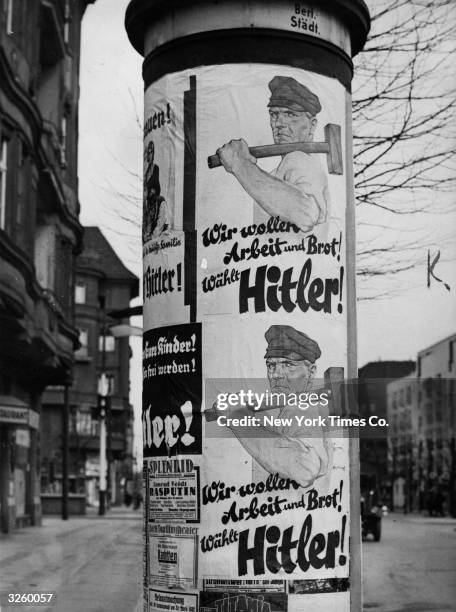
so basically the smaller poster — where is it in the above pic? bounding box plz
[148,524,199,589]
[288,591,349,612]
[143,323,202,456]
[143,231,191,329]
[200,592,287,612]
[149,458,200,522]
[149,590,198,612]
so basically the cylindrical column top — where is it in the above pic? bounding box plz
[126,0,370,60]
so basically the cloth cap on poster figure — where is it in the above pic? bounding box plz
[268,76,322,115]
[264,325,321,362]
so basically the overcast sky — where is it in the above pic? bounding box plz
[78,0,456,465]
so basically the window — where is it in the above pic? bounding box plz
[14,137,30,239]
[16,138,24,225]
[60,116,67,167]
[98,335,115,352]
[34,222,56,290]
[79,329,88,349]
[449,340,454,372]
[75,410,91,436]
[71,408,99,436]
[5,0,24,41]
[0,133,31,245]
[106,374,115,396]
[0,137,8,229]
[392,414,398,431]
[6,0,13,35]
[63,0,71,44]
[424,378,432,398]
[75,328,89,359]
[75,283,86,304]
[55,236,74,315]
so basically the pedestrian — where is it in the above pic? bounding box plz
[133,489,143,510]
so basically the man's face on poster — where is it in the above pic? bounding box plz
[266,357,316,394]
[269,106,317,144]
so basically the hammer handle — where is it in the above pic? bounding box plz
[208,142,329,169]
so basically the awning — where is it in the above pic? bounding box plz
[0,396,39,429]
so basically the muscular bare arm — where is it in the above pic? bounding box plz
[217,139,321,232]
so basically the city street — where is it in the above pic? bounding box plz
[1,510,455,611]
[363,513,456,612]
[0,507,142,612]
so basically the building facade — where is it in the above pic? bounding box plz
[387,372,418,511]
[0,0,95,532]
[41,227,139,508]
[358,360,416,505]
[387,334,456,515]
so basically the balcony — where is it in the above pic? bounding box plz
[0,232,77,386]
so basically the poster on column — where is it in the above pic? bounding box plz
[149,458,200,523]
[148,523,199,589]
[149,590,198,612]
[143,323,202,457]
[143,62,350,611]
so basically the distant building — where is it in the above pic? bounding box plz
[387,334,456,515]
[387,372,418,511]
[0,0,95,532]
[358,360,416,504]
[418,334,456,517]
[42,227,139,508]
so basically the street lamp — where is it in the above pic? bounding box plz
[97,372,109,516]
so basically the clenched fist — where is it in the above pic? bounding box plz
[217,139,257,174]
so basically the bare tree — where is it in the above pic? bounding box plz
[103,1,456,297]
[353,0,456,297]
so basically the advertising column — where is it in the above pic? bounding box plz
[126,2,370,611]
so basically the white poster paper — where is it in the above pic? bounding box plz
[143,62,351,609]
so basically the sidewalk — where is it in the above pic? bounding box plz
[0,505,143,612]
[386,510,456,527]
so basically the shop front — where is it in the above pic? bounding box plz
[0,396,40,533]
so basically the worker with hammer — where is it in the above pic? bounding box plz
[217,76,331,234]
[211,325,333,490]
